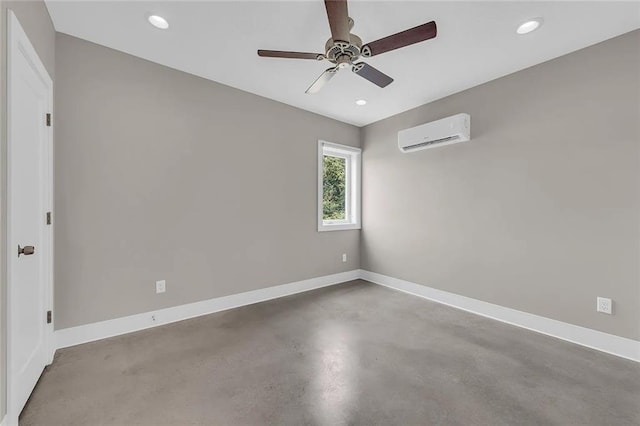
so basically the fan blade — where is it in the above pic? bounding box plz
[306,67,338,94]
[362,21,437,57]
[258,50,324,60]
[324,0,350,43]
[352,63,393,88]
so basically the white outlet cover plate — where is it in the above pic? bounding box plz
[156,280,166,294]
[596,297,612,314]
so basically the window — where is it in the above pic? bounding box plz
[318,140,361,231]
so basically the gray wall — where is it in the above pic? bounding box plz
[361,30,640,341]
[0,0,55,418]
[54,33,360,330]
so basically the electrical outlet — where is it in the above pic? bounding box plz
[596,297,612,315]
[156,280,166,294]
[342,253,347,262]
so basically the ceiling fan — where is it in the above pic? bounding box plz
[257,0,437,94]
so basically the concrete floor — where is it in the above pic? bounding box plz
[20,280,640,425]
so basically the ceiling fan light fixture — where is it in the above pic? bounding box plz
[355,99,367,106]
[148,14,169,30]
[516,18,543,35]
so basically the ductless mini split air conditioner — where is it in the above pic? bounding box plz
[398,113,471,153]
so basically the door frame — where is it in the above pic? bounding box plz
[6,10,54,423]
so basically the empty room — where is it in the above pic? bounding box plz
[1,0,639,424]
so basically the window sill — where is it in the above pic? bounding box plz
[318,222,361,232]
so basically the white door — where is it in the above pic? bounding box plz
[7,10,54,421]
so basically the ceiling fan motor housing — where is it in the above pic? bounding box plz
[324,32,363,65]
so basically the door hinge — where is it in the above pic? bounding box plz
[46,310,52,324]
[46,113,52,127]
[46,211,52,225]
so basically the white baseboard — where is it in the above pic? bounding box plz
[0,413,17,426]
[55,270,360,349]
[54,268,639,363]
[360,270,640,362]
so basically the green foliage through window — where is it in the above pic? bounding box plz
[323,155,346,220]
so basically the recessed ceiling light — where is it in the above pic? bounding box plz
[148,14,169,30]
[355,99,367,106]
[517,18,543,35]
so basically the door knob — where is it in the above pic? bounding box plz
[18,245,35,257]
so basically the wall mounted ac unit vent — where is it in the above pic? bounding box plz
[398,113,470,153]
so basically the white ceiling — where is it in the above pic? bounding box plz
[45,1,640,126]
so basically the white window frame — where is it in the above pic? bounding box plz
[318,140,361,232]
